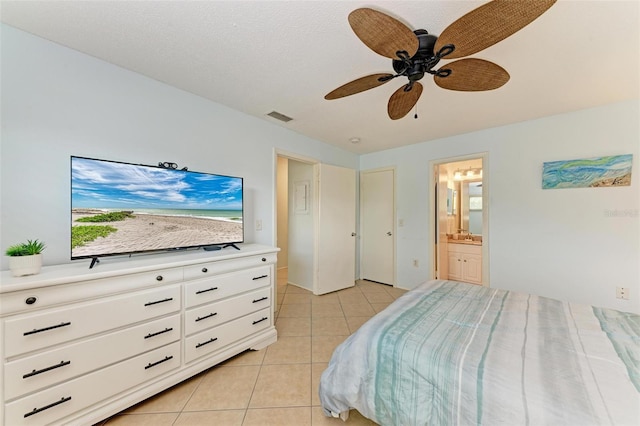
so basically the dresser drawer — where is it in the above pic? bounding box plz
[0,267,183,316]
[185,308,271,363]
[4,314,180,401]
[184,266,271,308]
[4,341,181,426]
[4,285,181,358]
[183,253,277,282]
[185,287,271,336]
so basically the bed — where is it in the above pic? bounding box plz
[319,280,639,425]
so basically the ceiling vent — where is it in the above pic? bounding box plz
[267,111,293,123]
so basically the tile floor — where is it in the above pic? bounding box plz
[99,269,407,425]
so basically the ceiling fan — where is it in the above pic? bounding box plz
[325,0,557,120]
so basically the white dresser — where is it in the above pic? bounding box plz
[0,244,278,425]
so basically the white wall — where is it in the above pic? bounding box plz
[0,24,358,268]
[361,100,639,313]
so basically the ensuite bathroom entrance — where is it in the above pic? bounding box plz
[431,154,489,286]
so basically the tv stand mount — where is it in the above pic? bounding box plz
[203,243,240,251]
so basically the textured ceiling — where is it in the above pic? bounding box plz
[1,0,638,154]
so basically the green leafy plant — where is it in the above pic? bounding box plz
[5,239,46,257]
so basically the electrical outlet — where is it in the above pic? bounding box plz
[616,287,629,300]
[256,219,262,231]
[413,259,419,267]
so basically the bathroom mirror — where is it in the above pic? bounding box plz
[456,180,482,235]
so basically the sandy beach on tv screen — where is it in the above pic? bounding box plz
[71,210,242,257]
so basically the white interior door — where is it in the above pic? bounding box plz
[315,163,356,295]
[360,168,395,285]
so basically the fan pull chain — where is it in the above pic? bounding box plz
[414,103,418,119]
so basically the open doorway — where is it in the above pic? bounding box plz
[429,154,489,286]
[275,152,357,297]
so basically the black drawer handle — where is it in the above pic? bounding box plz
[23,360,71,379]
[195,312,218,322]
[196,337,218,348]
[196,287,218,295]
[144,297,173,306]
[252,296,268,303]
[156,275,164,281]
[252,317,268,325]
[144,327,174,339]
[201,267,208,273]
[252,275,268,281]
[24,322,71,336]
[24,396,71,418]
[145,355,173,370]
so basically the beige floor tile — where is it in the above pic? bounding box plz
[249,364,311,408]
[311,292,340,304]
[311,407,378,425]
[311,362,328,406]
[183,365,259,411]
[124,373,203,414]
[263,336,311,364]
[286,285,313,294]
[174,410,244,426]
[341,303,376,317]
[311,335,347,363]
[346,316,373,334]
[311,317,349,336]
[276,316,311,336]
[386,287,408,299]
[104,413,178,425]
[283,293,313,304]
[371,302,392,313]
[362,291,394,304]
[311,303,344,318]
[355,279,385,289]
[243,407,311,426]
[337,292,368,304]
[278,303,312,318]
[220,349,266,366]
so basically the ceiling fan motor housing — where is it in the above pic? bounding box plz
[392,30,439,82]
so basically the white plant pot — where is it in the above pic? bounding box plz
[9,254,42,277]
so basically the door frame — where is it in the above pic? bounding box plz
[359,166,397,286]
[273,149,319,292]
[428,153,490,286]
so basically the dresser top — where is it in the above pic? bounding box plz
[0,244,278,293]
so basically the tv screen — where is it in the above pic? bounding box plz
[71,156,243,260]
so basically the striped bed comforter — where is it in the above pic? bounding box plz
[319,280,639,425]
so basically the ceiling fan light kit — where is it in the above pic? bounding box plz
[325,0,557,120]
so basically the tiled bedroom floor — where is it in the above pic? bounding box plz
[99,270,406,426]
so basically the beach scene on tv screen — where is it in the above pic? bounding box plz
[71,157,243,258]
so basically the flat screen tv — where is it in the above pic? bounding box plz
[71,156,243,264]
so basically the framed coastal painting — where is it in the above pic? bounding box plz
[542,154,633,189]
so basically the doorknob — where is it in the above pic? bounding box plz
[351,232,356,237]
[387,232,392,236]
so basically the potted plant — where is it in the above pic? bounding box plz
[5,239,46,277]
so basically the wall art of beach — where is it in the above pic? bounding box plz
[542,154,633,190]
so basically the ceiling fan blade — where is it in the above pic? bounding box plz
[348,8,419,59]
[325,73,394,100]
[388,82,423,120]
[434,0,557,59]
[434,58,509,91]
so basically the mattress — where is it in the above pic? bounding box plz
[319,280,639,425]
